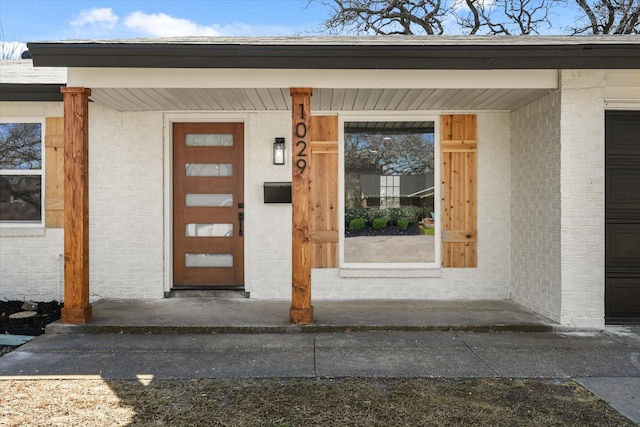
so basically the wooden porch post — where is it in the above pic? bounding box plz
[290,88,313,324]
[60,87,92,324]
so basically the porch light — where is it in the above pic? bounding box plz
[273,137,285,165]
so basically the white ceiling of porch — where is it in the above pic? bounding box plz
[89,87,551,112]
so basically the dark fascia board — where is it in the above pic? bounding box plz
[0,84,65,102]
[27,39,640,70]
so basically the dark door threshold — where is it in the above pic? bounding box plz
[605,317,640,325]
[166,287,249,299]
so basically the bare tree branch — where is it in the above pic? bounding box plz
[313,0,639,35]
[461,0,482,34]
[314,0,455,35]
[457,0,562,35]
[571,0,640,34]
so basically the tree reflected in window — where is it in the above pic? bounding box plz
[0,123,43,222]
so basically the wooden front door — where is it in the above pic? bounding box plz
[173,123,244,288]
[605,111,640,322]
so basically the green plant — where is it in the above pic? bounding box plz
[348,217,366,231]
[386,208,403,224]
[345,207,367,225]
[397,218,409,230]
[420,226,435,235]
[372,217,388,230]
[345,206,422,227]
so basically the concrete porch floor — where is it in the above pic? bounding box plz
[46,298,560,334]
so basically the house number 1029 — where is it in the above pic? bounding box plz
[295,103,307,174]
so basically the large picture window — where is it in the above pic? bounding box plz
[343,120,437,265]
[0,121,43,224]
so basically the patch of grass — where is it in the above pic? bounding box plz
[0,378,633,427]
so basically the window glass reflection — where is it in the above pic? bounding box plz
[344,121,435,264]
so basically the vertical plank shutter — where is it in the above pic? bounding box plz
[310,115,339,268]
[441,114,477,267]
[45,117,64,228]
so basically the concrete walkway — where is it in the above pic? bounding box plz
[45,298,556,334]
[1,299,639,423]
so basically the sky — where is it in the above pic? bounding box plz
[0,0,587,59]
[0,0,330,55]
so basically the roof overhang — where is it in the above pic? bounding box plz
[11,37,640,111]
[0,84,64,101]
[0,60,66,102]
[28,36,640,70]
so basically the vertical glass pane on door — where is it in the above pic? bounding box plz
[185,134,233,147]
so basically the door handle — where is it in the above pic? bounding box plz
[238,212,244,237]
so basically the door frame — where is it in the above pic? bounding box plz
[163,113,250,294]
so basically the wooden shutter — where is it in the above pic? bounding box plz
[310,115,339,268]
[441,114,477,267]
[45,117,64,228]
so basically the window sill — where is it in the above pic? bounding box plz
[339,268,442,278]
[0,227,46,237]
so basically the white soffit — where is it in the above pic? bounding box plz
[90,87,551,112]
[79,68,557,112]
[605,70,640,104]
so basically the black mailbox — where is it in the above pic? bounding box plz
[264,182,292,203]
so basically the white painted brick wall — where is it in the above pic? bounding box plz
[243,112,293,298]
[0,230,64,301]
[510,91,562,322]
[510,72,607,329]
[559,70,605,329]
[0,102,65,302]
[88,104,165,299]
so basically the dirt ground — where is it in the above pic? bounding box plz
[0,302,635,426]
[0,377,634,426]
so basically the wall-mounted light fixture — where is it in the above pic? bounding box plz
[273,137,285,165]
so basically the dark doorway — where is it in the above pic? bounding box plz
[605,111,640,323]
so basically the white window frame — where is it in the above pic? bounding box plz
[0,117,46,228]
[338,112,441,272]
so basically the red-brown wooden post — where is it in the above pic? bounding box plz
[60,87,92,324]
[290,88,313,324]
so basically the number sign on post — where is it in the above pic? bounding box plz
[290,88,313,324]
